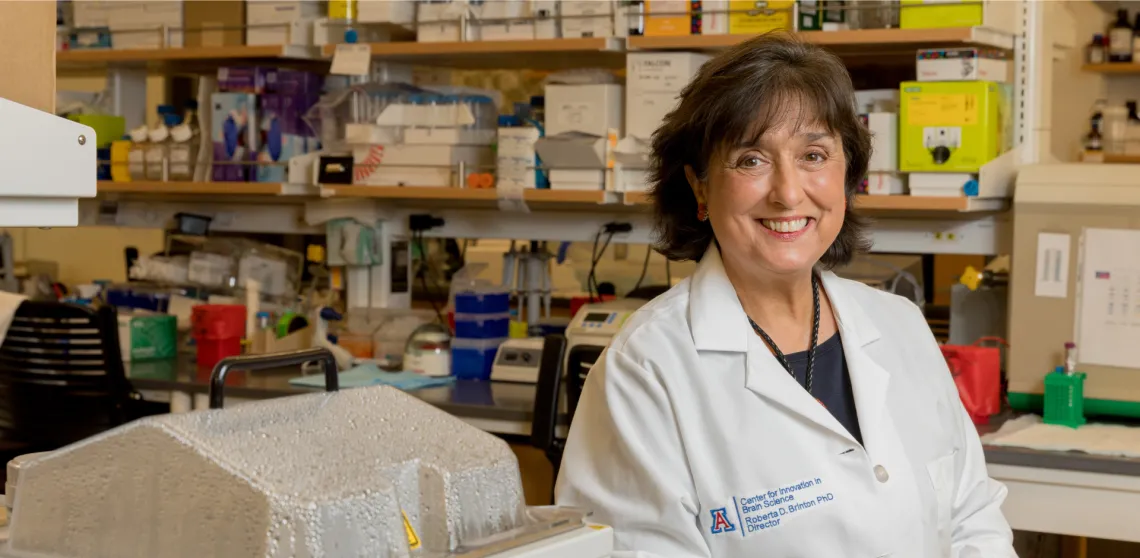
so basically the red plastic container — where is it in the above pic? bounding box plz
[192,304,246,373]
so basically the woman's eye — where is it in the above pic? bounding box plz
[804,151,827,163]
[738,156,762,168]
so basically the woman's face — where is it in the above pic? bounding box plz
[688,112,848,278]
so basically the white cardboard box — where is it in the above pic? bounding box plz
[352,144,493,186]
[916,48,1011,83]
[545,83,624,137]
[626,52,710,141]
[357,0,416,27]
[862,112,897,172]
[479,0,535,41]
[865,173,905,196]
[534,0,561,38]
[561,0,615,38]
[417,1,481,42]
[247,0,323,45]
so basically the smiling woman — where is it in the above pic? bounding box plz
[555,32,1017,558]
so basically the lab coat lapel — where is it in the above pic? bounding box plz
[743,333,856,443]
[819,272,892,461]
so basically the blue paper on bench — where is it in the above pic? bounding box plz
[288,363,454,391]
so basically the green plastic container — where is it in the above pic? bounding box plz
[1043,367,1087,429]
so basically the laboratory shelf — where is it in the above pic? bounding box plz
[628,27,1015,55]
[322,185,612,204]
[322,37,624,70]
[57,44,324,71]
[1102,154,1140,163]
[98,181,317,196]
[1081,63,1140,74]
[623,191,1008,213]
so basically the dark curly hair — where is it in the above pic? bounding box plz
[649,32,873,269]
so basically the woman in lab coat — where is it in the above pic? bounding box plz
[555,34,1016,557]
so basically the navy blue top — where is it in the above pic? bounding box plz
[784,333,862,445]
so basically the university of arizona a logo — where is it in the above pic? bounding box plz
[710,508,736,534]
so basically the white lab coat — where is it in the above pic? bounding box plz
[556,246,1015,558]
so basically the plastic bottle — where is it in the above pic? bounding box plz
[168,100,200,181]
[1110,8,1133,62]
[127,125,149,181]
[146,106,180,181]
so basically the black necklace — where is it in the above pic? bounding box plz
[746,274,821,395]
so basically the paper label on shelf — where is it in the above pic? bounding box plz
[1034,232,1070,299]
[906,94,978,126]
[330,43,372,76]
[1075,229,1140,369]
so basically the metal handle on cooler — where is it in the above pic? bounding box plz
[209,347,339,409]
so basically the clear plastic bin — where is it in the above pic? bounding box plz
[451,337,504,381]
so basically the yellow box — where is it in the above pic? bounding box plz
[899,81,1011,173]
[728,0,794,35]
[646,0,692,36]
[900,0,984,29]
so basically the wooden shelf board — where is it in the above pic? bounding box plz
[1103,154,1140,163]
[628,27,1009,54]
[324,37,625,69]
[98,181,293,196]
[323,185,608,204]
[1082,63,1140,74]
[624,191,1006,212]
[57,45,323,71]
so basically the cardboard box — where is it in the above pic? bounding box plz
[352,144,493,187]
[899,81,1010,174]
[357,0,416,27]
[861,112,897,172]
[626,52,710,141]
[535,132,615,190]
[728,0,793,35]
[247,0,323,45]
[545,83,624,137]
[184,0,245,47]
[645,0,691,36]
[916,48,1011,83]
[900,0,981,29]
[865,173,905,196]
[797,0,845,31]
[533,0,561,38]
[562,0,615,38]
[695,0,729,34]
[498,126,542,190]
[479,0,535,41]
[257,93,320,182]
[417,1,481,42]
[212,92,259,182]
[86,0,184,49]
[907,172,976,197]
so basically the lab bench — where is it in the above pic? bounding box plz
[126,357,565,437]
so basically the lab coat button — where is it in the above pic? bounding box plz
[873,464,889,483]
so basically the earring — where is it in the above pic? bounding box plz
[697,203,709,222]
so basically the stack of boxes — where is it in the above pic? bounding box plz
[451,290,511,381]
[858,89,901,196]
[535,79,624,191]
[352,94,497,188]
[211,67,323,183]
[899,48,1012,197]
[246,0,323,46]
[618,51,710,192]
[70,0,184,49]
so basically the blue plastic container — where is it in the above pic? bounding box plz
[451,338,504,381]
[454,290,510,314]
[454,313,510,339]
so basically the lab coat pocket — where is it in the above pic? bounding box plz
[925,451,957,557]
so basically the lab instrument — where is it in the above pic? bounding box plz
[0,97,97,226]
[2,362,613,557]
[491,337,545,383]
[564,298,647,360]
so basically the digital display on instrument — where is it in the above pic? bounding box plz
[582,312,610,323]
